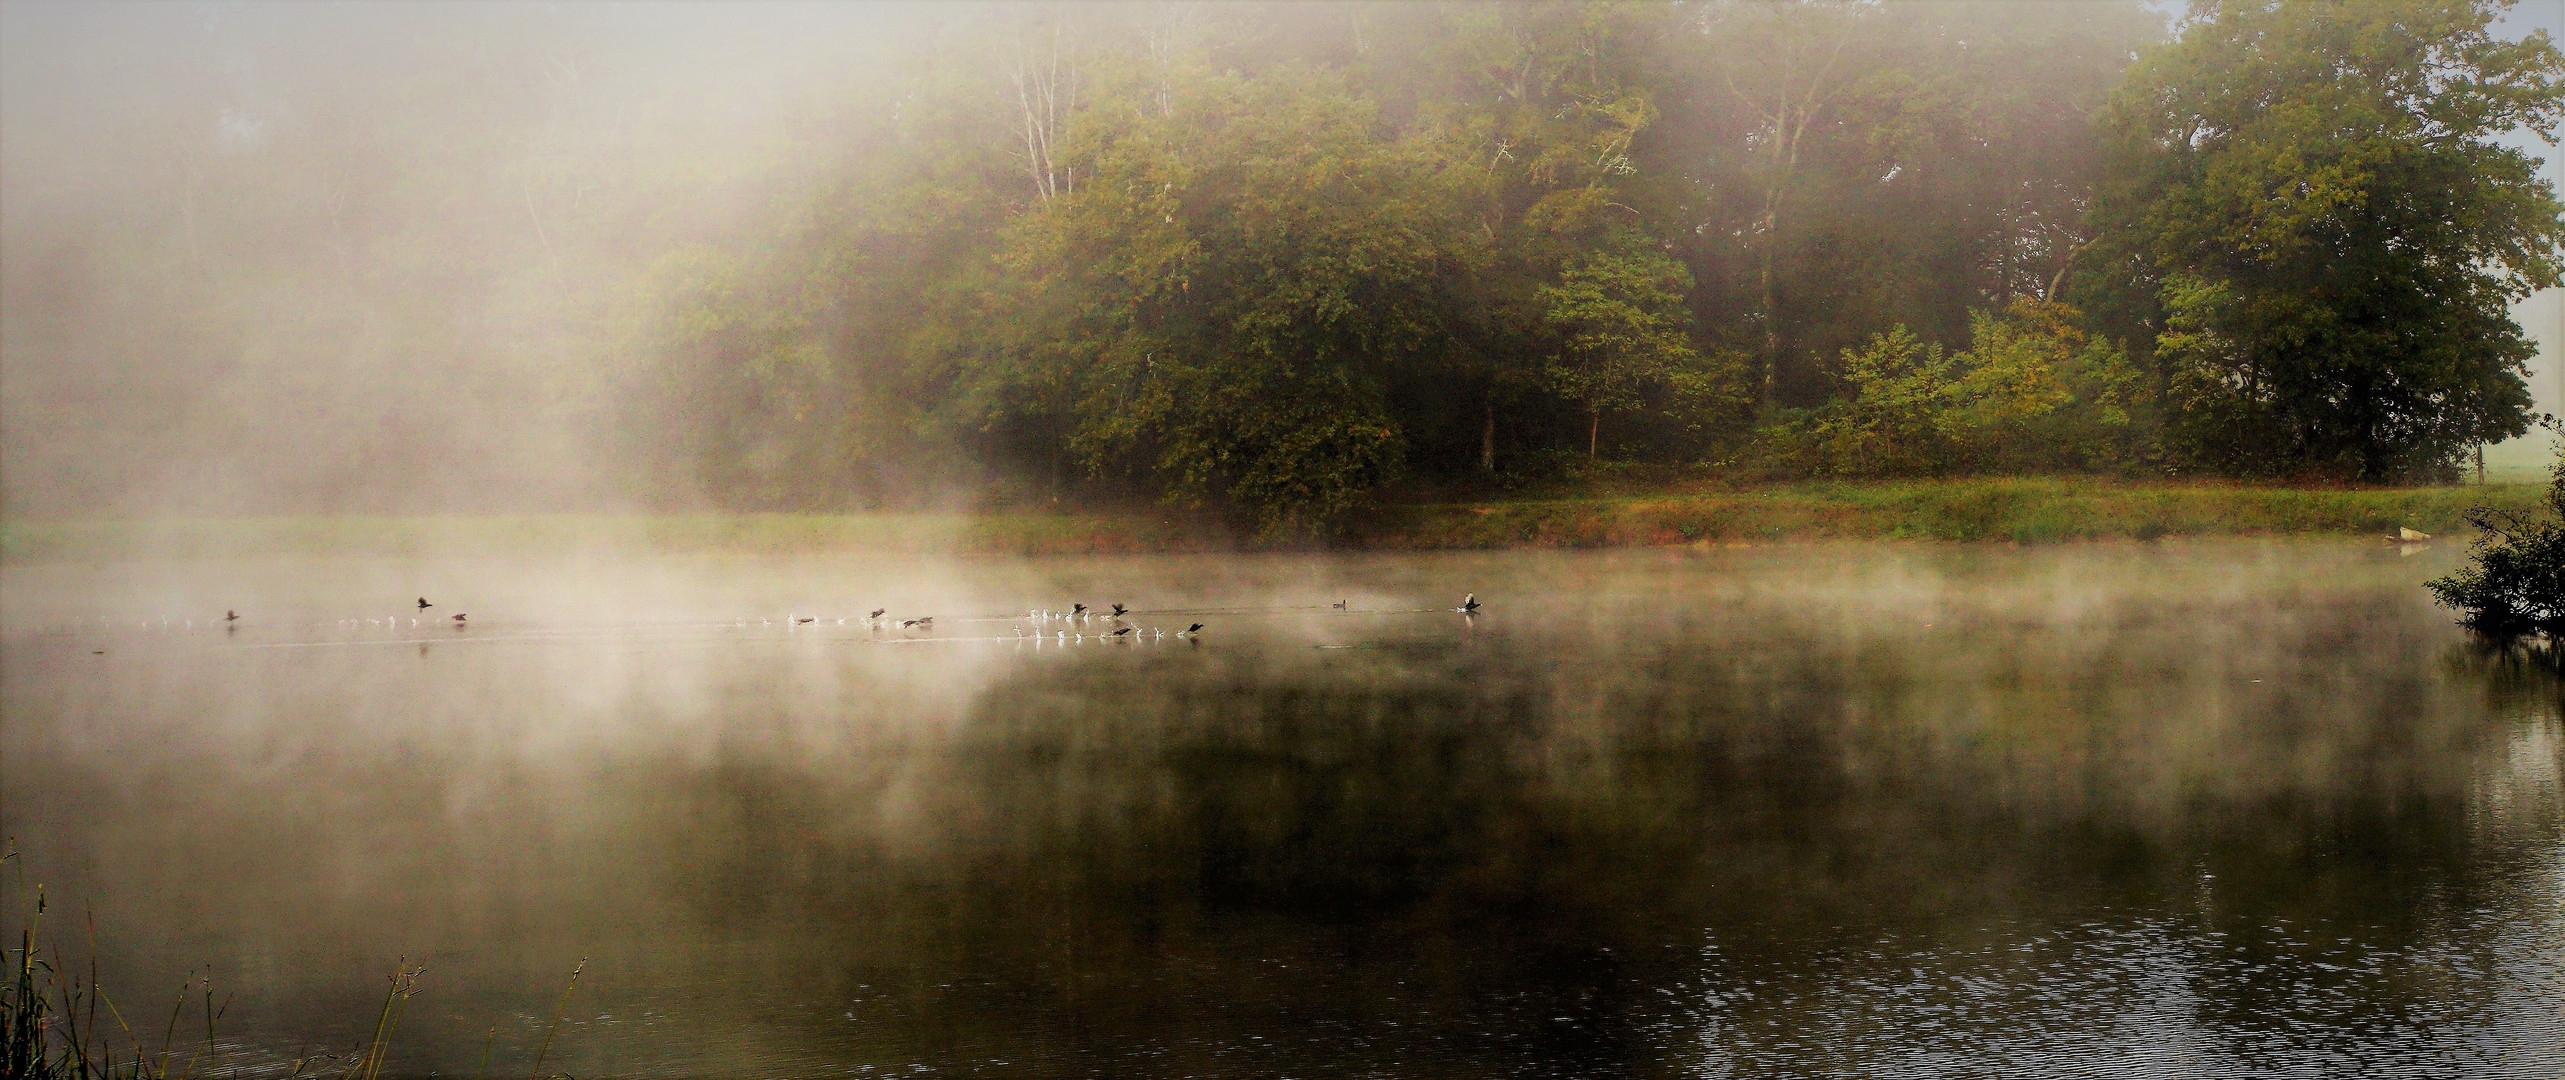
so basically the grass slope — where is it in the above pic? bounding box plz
[1361,478,2548,549]
[1,480,2545,560]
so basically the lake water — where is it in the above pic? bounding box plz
[3,541,2559,1078]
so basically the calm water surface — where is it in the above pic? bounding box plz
[3,541,2559,1078]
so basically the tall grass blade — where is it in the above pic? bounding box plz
[525,958,584,1080]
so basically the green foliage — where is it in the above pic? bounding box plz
[2429,446,2565,637]
[1953,300,2160,473]
[2085,0,2565,480]
[990,65,1449,534]
[1538,247,1701,457]
[1811,326,1963,476]
[601,2,2187,525]
[1808,302,2154,477]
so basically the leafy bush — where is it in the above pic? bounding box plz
[1808,302,2153,478]
[2428,447,2565,638]
[1811,326,1961,476]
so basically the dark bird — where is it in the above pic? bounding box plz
[1110,603,1127,617]
[869,608,887,620]
[796,617,815,624]
[1186,623,1204,634]
[224,610,240,622]
[901,617,935,628]
[1332,600,1349,609]
[1072,603,1087,616]
[417,597,432,610]
[1111,626,1133,637]
[1461,593,1481,613]
[452,613,468,624]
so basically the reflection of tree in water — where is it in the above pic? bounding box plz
[2444,634,2563,722]
[635,645,1664,1072]
[627,597,2559,1073]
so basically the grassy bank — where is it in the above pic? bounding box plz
[1,479,2545,560]
[1358,477,2549,548]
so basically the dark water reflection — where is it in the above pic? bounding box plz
[3,543,2559,1077]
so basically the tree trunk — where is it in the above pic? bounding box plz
[1588,410,1600,459]
[1010,24,1080,203]
[1758,210,1780,405]
[1724,25,1845,410]
[1479,396,1496,473]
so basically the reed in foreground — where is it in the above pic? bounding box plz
[3,850,586,1080]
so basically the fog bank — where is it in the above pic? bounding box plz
[0,2,920,515]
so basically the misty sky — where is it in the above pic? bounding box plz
[0,2,927,512]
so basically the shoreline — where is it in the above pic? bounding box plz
[1,479,2545,561]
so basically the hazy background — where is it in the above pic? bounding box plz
[4,1,2559,518]
[2494,0,2565,469]
[0,2,931,514]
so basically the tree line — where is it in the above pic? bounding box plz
[2,1,2557,526]
[631,0,2562,531]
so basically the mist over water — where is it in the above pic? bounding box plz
[4,542,2558,1077]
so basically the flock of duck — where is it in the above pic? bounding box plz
[96,594,1484,647]
[1002,602,1206,643]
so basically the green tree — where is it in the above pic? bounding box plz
[1388,1,1688,472]
[1809,325,1961,476]
[1538,247,1700,457]
[2085,0,2565,480]
[991,64,1453,534]
[1659,1,2160,409]
[1951,300,2156,473]
[1810,302,2152,477]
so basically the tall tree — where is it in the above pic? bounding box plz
[1540,246,1700,457]
[988,63,1454,534]
[1383,1,1689,473]
[1688,0,1865,405]
[2085,0,2565,479]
